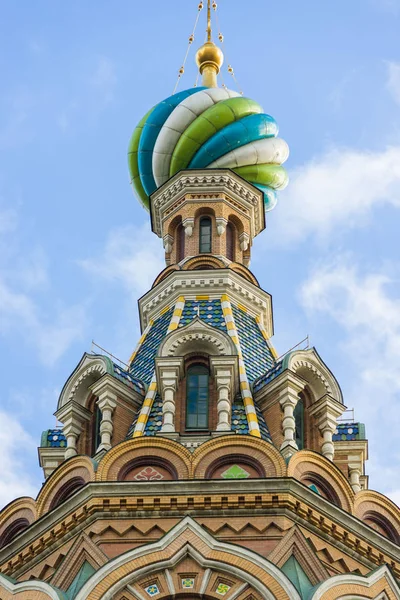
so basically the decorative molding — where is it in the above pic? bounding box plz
[150,170,265,242]
[310,565,400,599]
[51,531,108,589]
[72,516,300,600]
[158,317,237,358]
[138,269,273,338]
[267,525,329,585]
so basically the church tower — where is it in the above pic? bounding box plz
[1,3,399,600]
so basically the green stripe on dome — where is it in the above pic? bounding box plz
[233,163,289,190]
[128,107,154,210]
[169,97,263,177]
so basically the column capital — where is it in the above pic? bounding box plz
[215,217,228,236]
[182,217,195,237]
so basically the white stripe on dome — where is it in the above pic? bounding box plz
[152,88,240,187]
[208,137,290,169]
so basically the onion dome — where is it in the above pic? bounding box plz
[128,6,289,213]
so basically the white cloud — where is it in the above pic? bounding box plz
[0,278,87,367]
[271,146,400,244]
[80,223,165,297]
[0,410,38,506]
[299,258,400,497]
[386,61,400,105]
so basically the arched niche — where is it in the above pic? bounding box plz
[158,317,237,359]
[118,457,177,481]
[284,348,343,406]
[57,353,111,411]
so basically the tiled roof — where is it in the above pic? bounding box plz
[144,394,163,436]
[253,361,284,392]
[41,429,67,448]
[231,305,275,382]
[130,308,174,384]
[112,363,145,395]
[178,299,227,331]
[333,422,366,442]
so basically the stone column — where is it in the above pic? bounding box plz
[63,423,81,459]
[156,358,184,434]
[279,388,300,459]
[210,357,237,433]
[97,392,117,452]
[349,461,362,494]
[55,402,91,460]
[310,395,345,462]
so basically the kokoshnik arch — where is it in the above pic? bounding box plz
[0,2,399,600]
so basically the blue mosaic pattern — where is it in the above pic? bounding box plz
[253,361,284,392]
[41,429,67,448]
[130,308,174,384]
[232,395,250,435]
[333,422,366,442]
[231,305,274,382]
[144,394,163,435]
[178,299,227,331]
[112,363,145,395]
[254,402,272,442]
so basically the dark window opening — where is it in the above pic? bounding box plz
[92,405,102,455]
[294,397,304,450]
[0,518,30,549]
[226,222,234,261]
[177,223,185,262]
[199,217,212,253]
[186,365,209,430]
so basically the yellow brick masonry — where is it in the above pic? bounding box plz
[220,294,261,438]
[133,297,185,437]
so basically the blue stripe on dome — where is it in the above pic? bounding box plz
[252,183,278,212]
[138,87,206,196]
[188,113,279,169]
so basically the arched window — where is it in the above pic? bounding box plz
[186,365,209,430]
[50,477,86,510]
[294,397,304,450]
[0,518,30,549]
[226,222,235,261]
[177,223,185,262]
[92,405,102,455]
[199,217,212,253]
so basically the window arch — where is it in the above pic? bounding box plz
[226,222,235,261]
[177,223,185,262]
[0,518,30,549]
[294,397,304,450]
[49,476,86,510]
[186,364,209,430]
[199,217,212,253]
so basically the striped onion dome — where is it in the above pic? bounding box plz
[128,86,289,212]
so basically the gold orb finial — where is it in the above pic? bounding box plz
[195,0,224,87]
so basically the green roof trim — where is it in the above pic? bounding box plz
[281,556,314,599]
[66,561,96,600]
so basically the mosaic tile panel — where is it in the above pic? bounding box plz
[112,363,145,395]
[130,308,174,384]
[178,299,227,331]
[221,464,250,479]
[231,395,250,435]
[253,361,283,392]
[41,429,67,448]
[254,401,272,442]
[145,584,159,596]
[144,394,163,436]
[231,304,274,382]
[333,422,366,442]
[216,583,231,596]
[181,578,195,589]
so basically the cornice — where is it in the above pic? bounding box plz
[1,479,399,579]
[138,268,273,337]
[150,169,265,240]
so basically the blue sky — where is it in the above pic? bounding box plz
[0,0,399,507]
